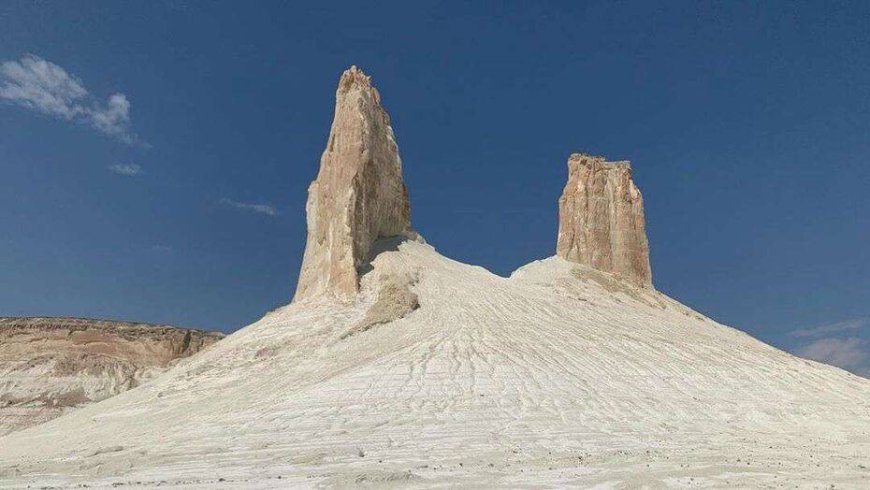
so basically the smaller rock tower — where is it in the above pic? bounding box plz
[556,153,652,287]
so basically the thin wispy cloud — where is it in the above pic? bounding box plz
[789,317,869,377]
[0,54,141,144]
[796,337,869,377]
[790,318,866,338]
[108,163,143,176]
[220,198,279,216]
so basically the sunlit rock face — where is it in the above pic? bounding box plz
[293,66,411,302]
[556,153,652,287]
[0,317,223,435]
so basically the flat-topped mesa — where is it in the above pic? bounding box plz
[293,66,412,302]
[557,153,652,287]
[0,317,223,436]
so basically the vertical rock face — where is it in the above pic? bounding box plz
[294,66,411,302]
[556,153,652,287]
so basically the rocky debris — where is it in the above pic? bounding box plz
[0,317,223,435]
[294,66,412,302]
[556,153,652,287]
[342,271,420,340]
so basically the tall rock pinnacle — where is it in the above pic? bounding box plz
[293,66,412,302]
[556,153,652,287]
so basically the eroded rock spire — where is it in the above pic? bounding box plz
[557,153,652,287]
[293,66,411,302]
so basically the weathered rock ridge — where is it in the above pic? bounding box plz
[294,66,411,302]
[557,153,652,287]
[0,317,223,435]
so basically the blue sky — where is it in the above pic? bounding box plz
[1,1,868,376]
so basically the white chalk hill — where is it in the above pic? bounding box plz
[0,237,868,488]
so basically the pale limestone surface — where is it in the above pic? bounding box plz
[0,317,222,435]
[557,153,652,287]
[293,66,411,302]
[0,243,867,488]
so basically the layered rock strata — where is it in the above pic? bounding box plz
[557,153,652,287]
[0,317,223,435]
[294,66,411,302]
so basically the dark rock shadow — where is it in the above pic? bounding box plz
[357,232,419,277]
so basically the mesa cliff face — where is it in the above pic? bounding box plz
[557,153,652,287]
[0,317,223,435]
[293,66,412,302]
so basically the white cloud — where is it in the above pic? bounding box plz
[0,54,87,119]
[0,54,139,144]
[220,198,279,216]
[790,318,866,338]
[108,163,143,176]
[796,337,869,377]
[91,93,132,139]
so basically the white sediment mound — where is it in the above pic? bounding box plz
[0,239,867,488]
